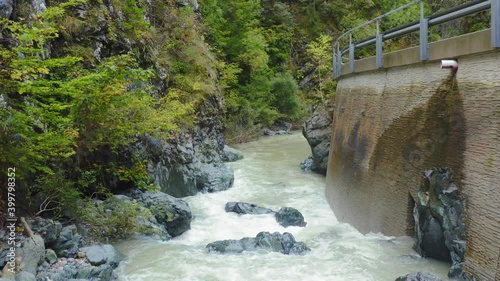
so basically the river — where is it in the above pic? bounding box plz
[114,132,450,281]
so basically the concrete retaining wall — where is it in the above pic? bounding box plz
[326,45,500,279]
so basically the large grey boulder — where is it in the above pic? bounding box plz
[222,145,244,162]
[413,168,466,278]
[395,272,443,281]
[79,244,125,267]
[196,163,234,193]
[206,232,310,255]
[18,235,45,274]
[225,202,275,215]
[102,195,171,240]
[301,105,333,175]
[130,190,192,237]
[275,207,307,227]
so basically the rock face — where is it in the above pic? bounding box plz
[130,190,192,237]
[225,202,275,215]
[206,232,310,255]
[395,272,443,281]
[275,207,307,227]
[413,168,466,278]
[138,98,235,198]
[301,105,332,175]
[0,0,13,18]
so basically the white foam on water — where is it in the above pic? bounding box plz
[114,133,451,281]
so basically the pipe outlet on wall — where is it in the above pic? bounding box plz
[441,60,458,70]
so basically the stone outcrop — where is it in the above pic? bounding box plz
[413,168,466,278]
[129,190,192,237]
[395,272,443,281]
[301,105,333,175]
[206,232,310,255]
[137,97,235,198]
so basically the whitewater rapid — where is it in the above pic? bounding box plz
[114,132,450,281]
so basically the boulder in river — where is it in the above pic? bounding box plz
[130,190,192,237]
[222,145,244,162]
[395,272,443,281]
[413,168,466,278]
[275,207,307,227]
[225,202,275,215]
[196,163,235,193]
[206,231,310,255]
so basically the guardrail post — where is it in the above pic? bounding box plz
[349,33,355,73]
[376,20,383,68]
[333,49,338,79]
[419,1,429,60]
[337,49,342,77]
[493,0,500,48]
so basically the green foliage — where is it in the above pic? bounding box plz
[32,171,83,218]
[306,33,334,103]
[199,0,306,141]
[269,72,301,118]
[0,1,190,215]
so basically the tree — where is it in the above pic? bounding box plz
[306,33,333,102]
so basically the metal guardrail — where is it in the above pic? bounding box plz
[333,0,500,78]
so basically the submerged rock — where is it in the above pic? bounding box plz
[413,167,466,278]
[275,207,307,227]
[222,145,244,162]
[301,104,333,175]
[300,155,317,172]
[395,272,443,281]
[130,190,192,237]
[225,202,275,215]
[206,232,310,255]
